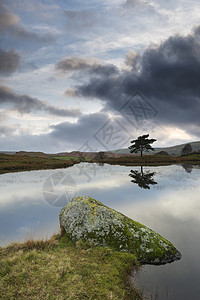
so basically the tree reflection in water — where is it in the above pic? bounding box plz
[129,166,158,189]
[182,164,193,173]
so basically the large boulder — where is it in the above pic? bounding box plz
[59,196,181,265]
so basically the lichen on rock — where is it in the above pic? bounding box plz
[59,196,181,264]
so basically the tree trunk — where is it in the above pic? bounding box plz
[141,150,143,157]
[141,166,143,175]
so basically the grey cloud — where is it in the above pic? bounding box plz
[0,125,17,136]
[123,0,158,13]
[63,1,164,50]
[90,65,119,77]
[51,112,110,146]
[0,48,20,75]
[0,112,114,152]
[65,88,76,97]
[0,86,82,117]
[0,1,19,30]
[71,26,200,134]
[124,51,140,70]
[0,1,55,43]
[122,0,164,20]
[10,24,55,43]
[56,57,100,72]
[6,1,59,13]
[64,10,98,30]
[123,0,149,8]
[0,110,139,152]
[194,25,200,36]
[50,111,139,152]
[56,56,118,78]
[0,132,57,153]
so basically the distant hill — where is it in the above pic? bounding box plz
[1,141,200,157]
[15,151,51,158]
[0,151,17,155]
[110,141,200,156]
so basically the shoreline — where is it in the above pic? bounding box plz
[0,233,143,299]
[0,154,193,299]
[0,152,200,175]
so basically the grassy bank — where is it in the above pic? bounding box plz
[1,152,200,175]
[93,154,200,166]
[0,234,142,299]
[0,153,83,175]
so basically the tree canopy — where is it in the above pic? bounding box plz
[129,134,156,157]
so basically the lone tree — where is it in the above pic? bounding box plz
[129,134,156,157]
[181,143,193,156]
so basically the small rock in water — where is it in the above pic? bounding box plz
[59,196,181,264]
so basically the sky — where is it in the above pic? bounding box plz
[0,0,200,153]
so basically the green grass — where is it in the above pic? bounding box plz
[1,152,200,176]
[52,156,92,163]
[0,153,81,175]
[0,234,142,300]
[94,154,200,166]
[53,156,85,161]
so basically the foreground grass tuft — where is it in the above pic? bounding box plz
[0,234,142,299]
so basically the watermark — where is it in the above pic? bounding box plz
[76,89,158,181]
[77,162,99,182]
[75,141,99,181]
[87,90,157,154]
[93,119,132,152]
[78,140,97,153]
[119,90,158,127]
[42,171,77,207]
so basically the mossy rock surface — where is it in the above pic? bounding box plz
[59,196,181,265]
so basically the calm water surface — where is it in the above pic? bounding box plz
[0,163,200,300]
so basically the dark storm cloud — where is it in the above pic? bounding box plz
[0,86,82,117]
[72,27,200,130]
[0,48,20,75]
[90,65,119,77]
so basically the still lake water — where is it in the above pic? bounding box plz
[0,163,200,299]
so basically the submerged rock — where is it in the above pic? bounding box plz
[59,196,181,264]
